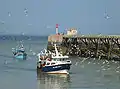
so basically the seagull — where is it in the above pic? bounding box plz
[32,52,36,55]
[24,8,28,16]
[47,50,52,54]
[116,70,120,73]
[46,25,52,29]
[28,24,32,26]
[88,61,91,64]
[104,11,111,19]
[22,32,25,35]
[75,62,78,66]
[44,49,47,54]
[41,51,44,54]
[0,20,5,24]
[4,60,8,64]
[8,12,11,17]
[105,15,110,19]
[30,49,32,52]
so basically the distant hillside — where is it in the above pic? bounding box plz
[0,35,48,41]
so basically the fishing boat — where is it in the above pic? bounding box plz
[12,45,27,60]
[37,44,72,74]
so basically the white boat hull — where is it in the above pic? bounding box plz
[46,70,69,74]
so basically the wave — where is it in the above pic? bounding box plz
[0,54,13,58]
[1,65,36,72]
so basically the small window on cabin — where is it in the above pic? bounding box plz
[51,63,55,65]
[57,59,60,61]
[46,63,50,65]
[60,59,62,61]
[55,59,57,61]
[18,54,21,56]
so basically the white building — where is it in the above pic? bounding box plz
[67,28,78,35]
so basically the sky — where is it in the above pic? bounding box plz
[0,0,120,36]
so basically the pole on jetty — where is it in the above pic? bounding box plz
[107,38,112,60]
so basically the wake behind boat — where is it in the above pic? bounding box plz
[37,44,72,74]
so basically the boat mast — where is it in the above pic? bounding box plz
[54,44,59,56]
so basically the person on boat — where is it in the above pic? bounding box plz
[20,46,25,52]
[13,52,17,56]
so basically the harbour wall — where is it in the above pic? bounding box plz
[47,34,120,60]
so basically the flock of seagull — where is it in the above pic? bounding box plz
[74,57,120,74]
[3,41,120,79]
[0,8,29,34]
[0,9,111,34]
[1,8,116,74]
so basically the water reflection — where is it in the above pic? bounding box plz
[37,71,71,89]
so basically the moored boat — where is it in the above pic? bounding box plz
[37,44,72,74]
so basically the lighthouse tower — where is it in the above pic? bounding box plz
[56,24,59,34]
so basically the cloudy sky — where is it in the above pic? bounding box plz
[0,0,120,36]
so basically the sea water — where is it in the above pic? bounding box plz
[0,35,120,89]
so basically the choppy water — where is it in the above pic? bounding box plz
[0,35,120,89]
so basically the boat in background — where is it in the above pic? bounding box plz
[37,44,72,74]
[12,44,27,60]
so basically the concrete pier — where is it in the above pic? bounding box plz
[47,34,120,60]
